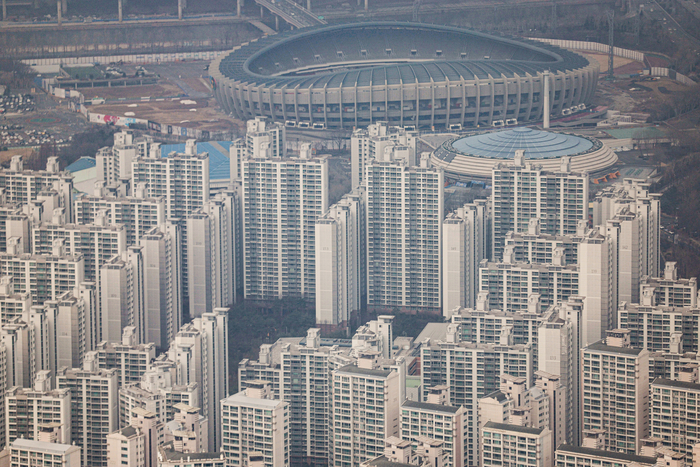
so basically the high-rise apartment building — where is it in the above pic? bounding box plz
[479,259,578,312]
[186,192,238,317]
[56,364,119,467]
[443,199,490,316]
[86,327,156,387]
[640,261,697,308]
[5,372,71,446]
[481,422,553,467]
[650,376,700,458]
[580,330,649,455]
[0,156,74,223]
[242,145,328,301]
[140,223,182,349]
[9,439,81,467]
[315,190,364,329]
[31,211,126,283]
[351,121,417,188]
[106,425,146,467]
[330,363,401,467]
[366,155,443,311]
[131,141,210,220]
[96,130,153,186]
[220,381,289,467]
[167,309,229,452]
[420,324,533,466]
[0,276,31,324]
[100,246,145,344]
[491,152,588,259]
[591,179,660,304]
[0,239,85,305]
[74,182,166,246]
[503,218,578,266]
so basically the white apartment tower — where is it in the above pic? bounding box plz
[366,154,444,311]
[242,144,328,300]
[74,182,166,246]
[580,330,649,454]
[140,223,182,349]
[482,422,553,467]
[186,192,238,317]
[0,155,74,223]
[330,364,401,466]
[591,179,661,304]
[245,117,286,159]
[56,363,119,467]
[315,190,364,329]
[443,199,490,317]
[131,142,210,220]
[221,381,289,467]
[650,376,700,459]
[641,261,697,308]
[351,121,417,188]
[100,246,145,344]
[168,309,229,452]
[9,439,81,467]
[491,152,588,259]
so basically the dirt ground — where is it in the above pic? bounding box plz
[580,52,644,74]
[0,147,35,164]
[84,82,183,100]
[95,97,243,132]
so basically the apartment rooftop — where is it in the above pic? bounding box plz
[585,341,643,356]
[11,438,78,454]
[556,444,657,465]
[336,364,392,378]
[402,400,461,414]
[652,378,700,391]
[484,421,543,435]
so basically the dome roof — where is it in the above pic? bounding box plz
[450,127,594,159]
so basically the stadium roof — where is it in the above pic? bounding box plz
[450,127,594,159]
[160,141,231,180]
[217,22,590,89]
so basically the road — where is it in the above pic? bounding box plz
[254,0,326,28]
[640,0,700,52]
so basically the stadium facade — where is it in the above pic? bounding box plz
[211,22,599,129]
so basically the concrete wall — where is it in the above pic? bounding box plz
[0,19,261,59]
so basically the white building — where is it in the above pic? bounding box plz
[580,330,649,454]
[591,178,660,304]
[330,364,401,466]
[106,425,146,467]
[87,327,156,387]
[443,199,490,317]
[482,422,553,467]
[220,381,289,467]
[491,152,588,259]
[31,212,127,283]
[401,396,466,467]
[420,324,533,466]
[242,145,328,300]
[74,181,166,246]
[186,192,238,317]
[9,438,81,467]
[641,261,697,308]
[140,222,182,349]
[5,372,71,446]
[168,309,229,452]
[0,155,74,223]
[56,364,119,467]
[96,130,153,186]
[351,121,417,188]
[131,141,210,220]
[0,239,85,305]
[315,190,364,329]
[366,155,444,311]
[0,276,31,324]
[554,445,659,467]
[650,376,700,458]
[100,246,145,344]
[503,218,578,266]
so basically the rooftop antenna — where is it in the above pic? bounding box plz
[607,10,615,80]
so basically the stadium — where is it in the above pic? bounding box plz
[210,22,599,129]
[430,127,618,180]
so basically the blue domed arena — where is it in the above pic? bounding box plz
[431,127,617,179]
